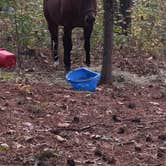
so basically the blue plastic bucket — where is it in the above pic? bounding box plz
[66,67,100,91]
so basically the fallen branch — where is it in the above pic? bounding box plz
[50,124,97,134]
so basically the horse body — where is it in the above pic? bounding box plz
[43,0,97,72]
[44,0,81,27]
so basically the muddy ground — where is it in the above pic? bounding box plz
[0,49,166,166]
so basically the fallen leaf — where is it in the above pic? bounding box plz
[57,122,70,128]
[14,142,24,149]
[24,136,33,142]
[149,101,159,106]
[135,143,142,153]
[0,106,7,111]
[55,135,66,142]
[23,122,34,130]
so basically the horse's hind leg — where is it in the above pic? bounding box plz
[63,27,72,73]
[48,24,59,65]
[84,25,93,67]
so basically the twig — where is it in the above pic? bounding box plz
[0,96,6,100]
[50,124,97,134]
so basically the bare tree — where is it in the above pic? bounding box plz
[100,0,115,84]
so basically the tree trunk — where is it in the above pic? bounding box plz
[100,0,115,84]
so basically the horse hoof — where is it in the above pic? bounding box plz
[53,61,59,68]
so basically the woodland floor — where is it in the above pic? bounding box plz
[0,48,166,166]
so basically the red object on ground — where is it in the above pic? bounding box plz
[0,48,16,67]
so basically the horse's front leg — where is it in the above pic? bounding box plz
[48,24,59,66]
[63,28,72,73]
[83,24,93,67]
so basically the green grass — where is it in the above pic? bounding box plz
[0,71,15,79]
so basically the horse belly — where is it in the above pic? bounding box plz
[45,0,84,27]
[60,0,83,27]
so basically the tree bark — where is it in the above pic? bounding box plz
[100,0,115,84]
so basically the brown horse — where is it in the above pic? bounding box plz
[43,0,97,72]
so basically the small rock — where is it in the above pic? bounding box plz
[90,134,101,140]
[4,102,9,106]
[131,117,141,123]
[116,75,125,83]
[55,135,66,142]
[158,135,166,141]
[24,136,33,142]
[85,160,95,164]
[157,147,166,158]
[23,155,35,164]
[152,92,165,99]
[102,153,116,164]
[107,157,116,164]
[75,138,80,144]
[46,114,51,117]
[50,128,61,135]
[6,129,15,135]
[23,122,34,130]
[147,56,153,61]
[128,102,136,109]
[37,149,55,161]
[27,104,43,114]
[14,142,24,149]
[112,115,121,122]
[67,158,75,166]
[94,149,103,157]
[0,96,5,100]
[135,144,142,153]
[102,153,109,161]
[117,127,125,134]
[25,68,35,72]
[117,101,124,105]
[145,135,153,142]
[16,98,25,105]
[0,106,6,112]
[106,110,112,115]
[72,116,80,123]
[148,84,153,88]
[26,97,32,100]
[64,95,70,98]
[149,101,159,106]
[57,122,70,128]
[96,87,103,91]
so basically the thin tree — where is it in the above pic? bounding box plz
[100,0,115,84]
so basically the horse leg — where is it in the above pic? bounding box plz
[63,28,72,73]
[84,25,93,67]
[48,24,59,65]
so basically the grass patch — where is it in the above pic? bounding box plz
[0,71,15,80]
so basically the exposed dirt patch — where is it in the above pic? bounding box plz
[0,50,166,165]
[113,50,166,77]
[0,82,166,166]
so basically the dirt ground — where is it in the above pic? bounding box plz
[0,49,166,166]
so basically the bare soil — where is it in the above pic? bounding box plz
[0,50,166,166]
